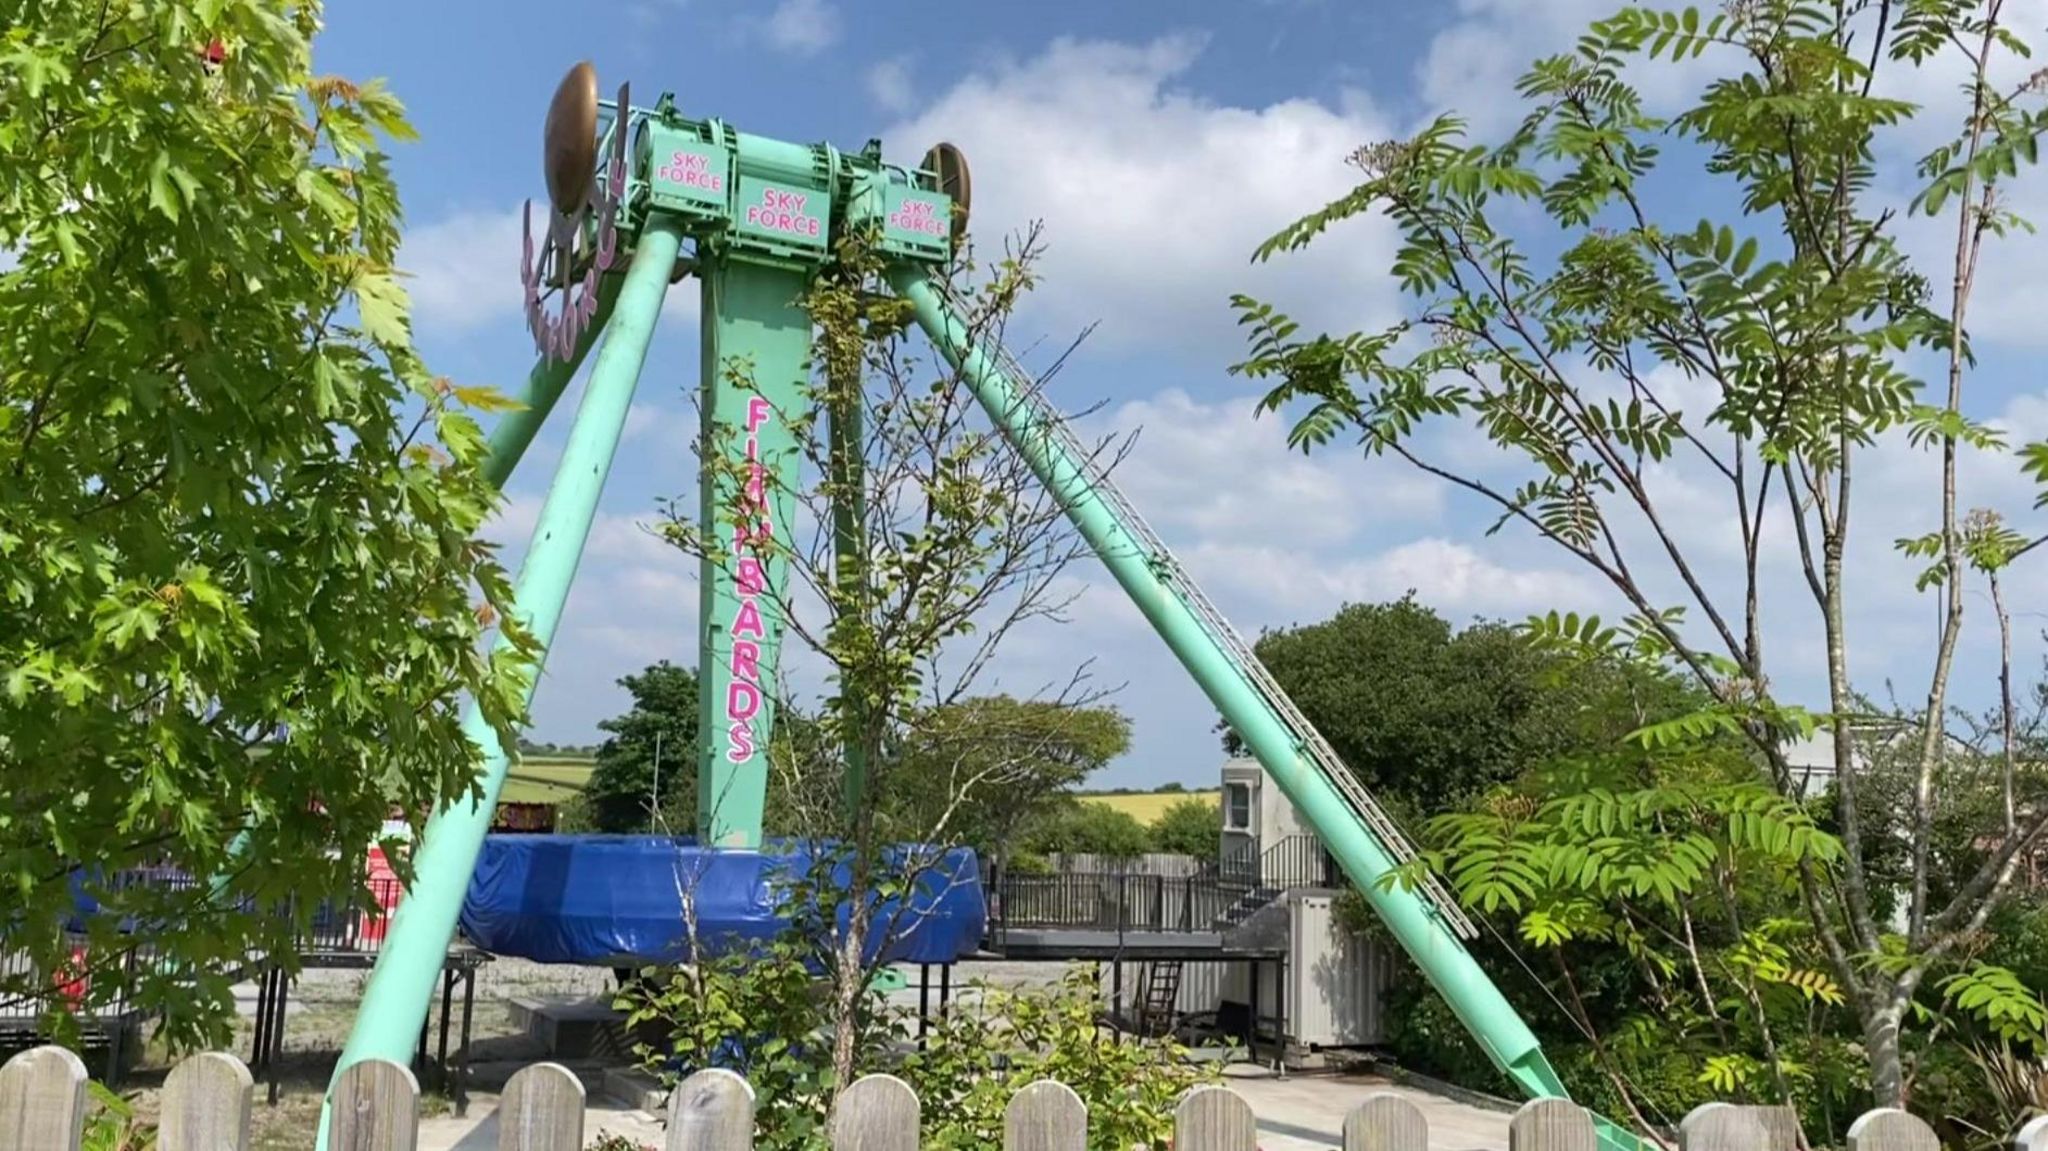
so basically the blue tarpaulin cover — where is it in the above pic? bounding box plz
[458,835,986,966]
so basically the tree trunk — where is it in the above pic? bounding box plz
[1863,994,1907,1110]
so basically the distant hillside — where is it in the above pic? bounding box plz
[501,753,596,806]
[1079,790,1218,826]
[500,755,1216,827]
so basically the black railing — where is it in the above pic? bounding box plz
[1258,834,1342,890]
[1220,837,1259,886]
[35,868,413,965]
[985,869,1240,942]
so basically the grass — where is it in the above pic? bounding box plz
[1079,790,1217,826]
[501,754,597,806]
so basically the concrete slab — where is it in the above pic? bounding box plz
[1223,1068,1512,1151]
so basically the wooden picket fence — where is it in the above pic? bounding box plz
[0,1041,2022,1151]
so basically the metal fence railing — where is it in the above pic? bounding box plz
[984,870,1240,943]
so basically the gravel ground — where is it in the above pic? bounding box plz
[82,957,1086,1149]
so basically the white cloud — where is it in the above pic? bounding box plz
[1417,0,2048,352]
[0,247,16,273]
[1187,537,1601,620]
[1414,0,1721,135]
[1084,387,1441,549]
[867,58,915,114]
[399,207,525,334]
[883,35,1404,357]
[484,492,702,731]
[761,0,841,57]
[399,204,703,338]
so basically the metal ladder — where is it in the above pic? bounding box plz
[1138,961,1185,1037]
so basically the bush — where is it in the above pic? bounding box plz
[1024,802,1151,858]
[1149,797,1220,860]
[904,967,1219,1150]
[616,934,895,1151]
[621,954,1205,1150]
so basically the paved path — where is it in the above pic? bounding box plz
[416,1094,666,1151]
[414,1069,1512,1151]
[1224,1068,1511,1151]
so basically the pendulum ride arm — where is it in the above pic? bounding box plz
[887,266,1632,1136]
[312,215,690,1151]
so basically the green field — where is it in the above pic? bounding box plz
[498,757,1211,829]
[1078,790,1217,826]
[500,755,596,805]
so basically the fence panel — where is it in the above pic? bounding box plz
[1510,1097,1597,1151]
[669,1068,755,1151]
[0,1045,87,1151]
[1846,1109,1938,1151]
[499,1062,583,1151]
[1004,1080,1086,1151]
[1174,1084,1257,1151]
[833,1074,919,1151]
[160,1050,252,1151]
[328,1057,419,1151]
[1344,1092,1427,1151]
[0,1043,1995,1151]
[1679,1103,1769,1151]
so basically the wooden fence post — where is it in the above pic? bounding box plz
[1846,1109,1938,1151]
[0,1045,88,1151]
[1679,1103,1769,1151]
[832,1074,918,1151]
[1344,1092,1428,1151]
[499,1062,584,1151]
[1733,1105,1803,1151]
[1004,1079,1086,1151]
[668,1068,754,1151]
[1510,1098,1597,1151]
[328,1057,419,1151]
[1174,1085,1257,1151]
[160,1051,253,1151]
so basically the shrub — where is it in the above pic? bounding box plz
[903,967,1219,1151]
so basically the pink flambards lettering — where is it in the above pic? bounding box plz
[723,391,779,764]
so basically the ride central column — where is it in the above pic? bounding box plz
[694,133,838,847]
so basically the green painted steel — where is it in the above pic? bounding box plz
[484,271,625,488]
[696,259,812,847]
[887,266,1573,1105]
[312,216,688,1151]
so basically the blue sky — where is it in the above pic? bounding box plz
[312,0,2048,788]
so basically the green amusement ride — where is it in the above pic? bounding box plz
[313,61,1636,1150]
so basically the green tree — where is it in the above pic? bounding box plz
[883,695,1129,867]
[1025,801,1153,859]
[1234,0,2048,1110]
[1149,796,1220,860]
[0,1,530,1047]
[657,223,1105,1091]
[583,661,700,833]
[1227,597,1697,816]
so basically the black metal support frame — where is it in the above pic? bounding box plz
[246,947,485,1115]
